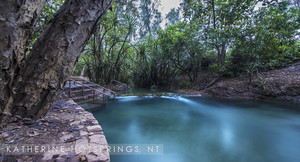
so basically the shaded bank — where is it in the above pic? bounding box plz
[183,62,300,103]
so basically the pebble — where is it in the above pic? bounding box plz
[79,155,87,161]
[70,121,80,126]
[80,130,88,136]
[28,131,39,137]
[87,125,102,132]
[1,132,9,138]
[43,122,49,126]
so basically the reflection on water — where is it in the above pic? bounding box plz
[91,96,300,162]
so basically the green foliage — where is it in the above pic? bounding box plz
[76,0,299,89]
[133,36,177,88]
[178,81,192,89]
[228,1,300,76]
[132,21,206,88]
[138,0,162,38]
[182,0,257,67]
[73,60,85,76]
[165,8,180,26]
[27,0,64,55]
[34,0,64,41]
[81,1,138,85]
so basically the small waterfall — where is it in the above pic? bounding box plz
[160,96,199,105]
[116,96,140,102]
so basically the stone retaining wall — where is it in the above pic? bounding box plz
[41,99,110,162]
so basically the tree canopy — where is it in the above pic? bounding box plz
[74,0,299,89]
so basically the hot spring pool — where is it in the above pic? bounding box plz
[89,96,300,162]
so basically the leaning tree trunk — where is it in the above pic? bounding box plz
[0,0,113,126]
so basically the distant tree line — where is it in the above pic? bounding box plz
[74,0,300,89]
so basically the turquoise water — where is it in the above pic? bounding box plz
[90,96,300,162]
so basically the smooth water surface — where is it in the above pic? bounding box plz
[90,96,300,162]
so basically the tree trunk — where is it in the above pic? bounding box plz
[80,65,86,77]
[217,46,221,67]
[221,43,226,66]
[0,0,46,122]
[0,0,112,126]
